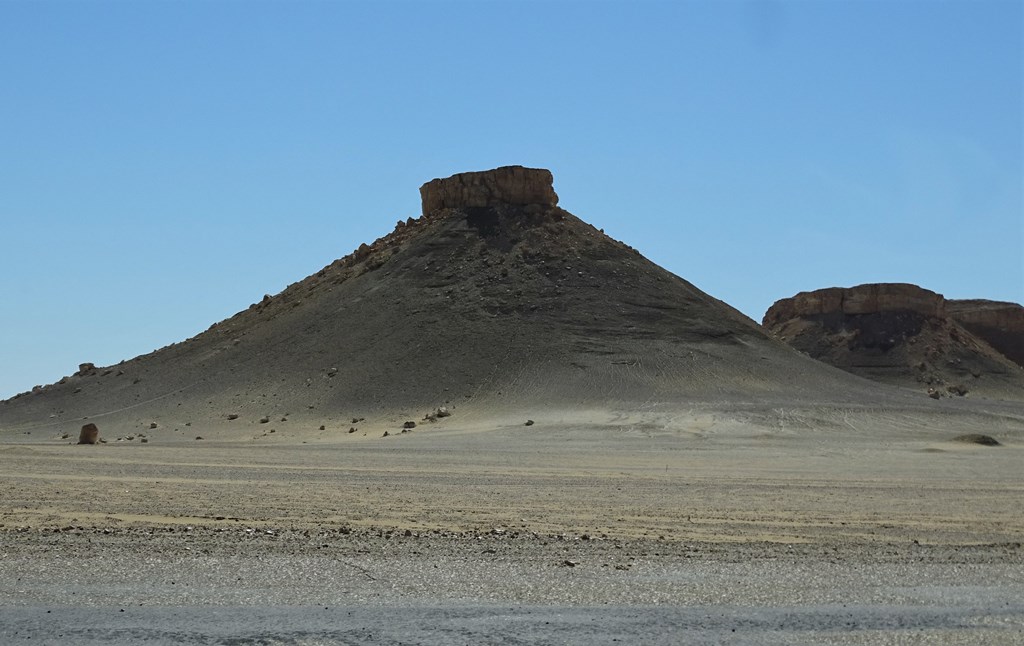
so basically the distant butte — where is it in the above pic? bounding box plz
[764,283,1024,399]
[947,299,1024,368]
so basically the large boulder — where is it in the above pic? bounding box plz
[78,423,99,444]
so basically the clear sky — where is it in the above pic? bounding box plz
[1,0,1021,399]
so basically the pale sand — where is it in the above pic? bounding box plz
[3,407,1023,643]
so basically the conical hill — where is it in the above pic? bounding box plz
[2,167,907,434]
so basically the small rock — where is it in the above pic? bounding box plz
[227,414,239,420]
[141,438,149,443]
[403,421,416,429]
[382,430,390,437]
[260,417,270,424]
[436,406,451,418]
[562,560,579,567]
[319,425,326,431]
[952,433,1001,446]
[195,436,204,440]
[348,427,357,433]
[149,422,158,429]
[524,419,535,426]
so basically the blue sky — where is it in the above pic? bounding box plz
[1,0,1021,398]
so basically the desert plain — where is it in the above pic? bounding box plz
[2,168,1022,644]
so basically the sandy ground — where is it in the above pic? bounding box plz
[2,407,1023,643]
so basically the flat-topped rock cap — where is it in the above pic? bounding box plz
[764,283,946,327]
[420,165,558,216]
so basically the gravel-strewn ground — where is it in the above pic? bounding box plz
[2,528,1022,645]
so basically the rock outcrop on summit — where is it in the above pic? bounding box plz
[764,284,1024,399]
[0,168,962,435]
[420,166,559,215]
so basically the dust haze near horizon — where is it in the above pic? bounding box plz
[1,0,1021,399]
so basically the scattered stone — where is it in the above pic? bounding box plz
[562,559,579,567]
[195,436,204,440]
[348,427,357,433]
[260,417,270,424]
[78,423,99,445]
[928,389,941,400]
[141,438,149,443]
[149,422,158,429]
[319,425,326,431]
[947,384,968,397]
[60,433,69,440]
[382,430,390,437]
[327,368,338,377]
[524,419,535,426]
[403,421,416,429]
[424,406,452,422]
[227,414,239,420]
